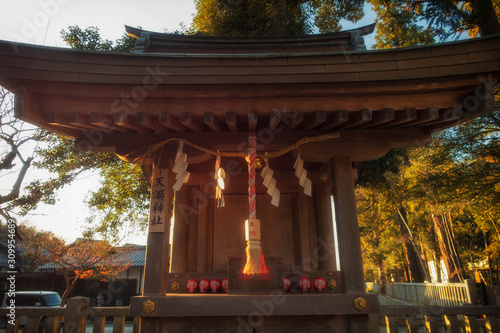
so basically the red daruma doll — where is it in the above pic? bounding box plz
[314,277,326,292]
[187,279,198,293]
[299,276,311,292]
[283,278,291,292]
[199,279,210,293]
[210,279,221,293]
[221,278,229,293]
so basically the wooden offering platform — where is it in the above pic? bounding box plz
[131,293,379,332]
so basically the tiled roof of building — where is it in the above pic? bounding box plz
[36,243,146,272]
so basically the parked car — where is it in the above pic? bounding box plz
[0,291,62,329]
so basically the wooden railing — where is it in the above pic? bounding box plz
[385,279,478,306]
[377,305,500,333]
[2,295,499,333]
[0,296,139,333]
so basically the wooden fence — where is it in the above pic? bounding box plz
[385,279,478,306]
[377,305,500,333]
[1,295,500,333]
[0,296,139,333]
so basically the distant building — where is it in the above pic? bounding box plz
[0,234,22,273]
[36,243,146,306]
[112,244,146,295]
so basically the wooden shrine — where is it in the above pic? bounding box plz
[0,25,499,332]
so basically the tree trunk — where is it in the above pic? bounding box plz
[431,214,462,282]
[445,213,464,276]
[397,208,427,282]
[483,231,494,285]
[471,0,500,36]
[429,224,442,282]
[60,271,80,306]
[377,260,386,283]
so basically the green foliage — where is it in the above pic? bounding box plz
[192,0,366,36]
[61,26,136,52]
[310,0,364,32]
[368,0,499,49]
[193,0,310,36]
[368,0,436,49]
[83,161,150,241]
[358,91,500,282]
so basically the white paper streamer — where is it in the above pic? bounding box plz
[215,154,225,208]
[172,141,190,191]
[293,150,312,196]
[260,155,280,206]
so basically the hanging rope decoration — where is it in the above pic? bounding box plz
[214,154,225,208]
[293,149,312,196]
[127,131,339,195]
[243,133,268,275]
[172,141,190,191]
[260,152,280,207]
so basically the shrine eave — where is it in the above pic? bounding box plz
[0,34,498,158]
[124,23,376,54]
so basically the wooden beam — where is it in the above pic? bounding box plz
[285,110,303,131]
[423,105,462,127]
[46,111,83,131]
[159,111,186,132]
[248,110,258,131]
[403,107,439,127]
[204,111,221,132]
[68,112,101,131]
[441,105,463,122]
[321,110,348,130]
[300,141,390,162]
[181,112,203,132]
[90,112,131,133]
[359,108,394,129]
[78,127,431,159]
[383,108,417,127]
[268,109,281,131]
[302,110,326,130]
[226,111,238,132]
[114,112,153,133]
[137,112,167,133]
[461,80,495,119]
[131,294,379,317]
[340,109,372,129]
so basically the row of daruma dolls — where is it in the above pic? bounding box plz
[185,276,327,293]
[186,279,229,293]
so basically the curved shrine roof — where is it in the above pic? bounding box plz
[0,30,498,162]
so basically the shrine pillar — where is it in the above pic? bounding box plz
[330,156,369,332]
[313,181,337,272]
[330,156,364,292]
[140,168,174,332]
[170,185,191,273]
